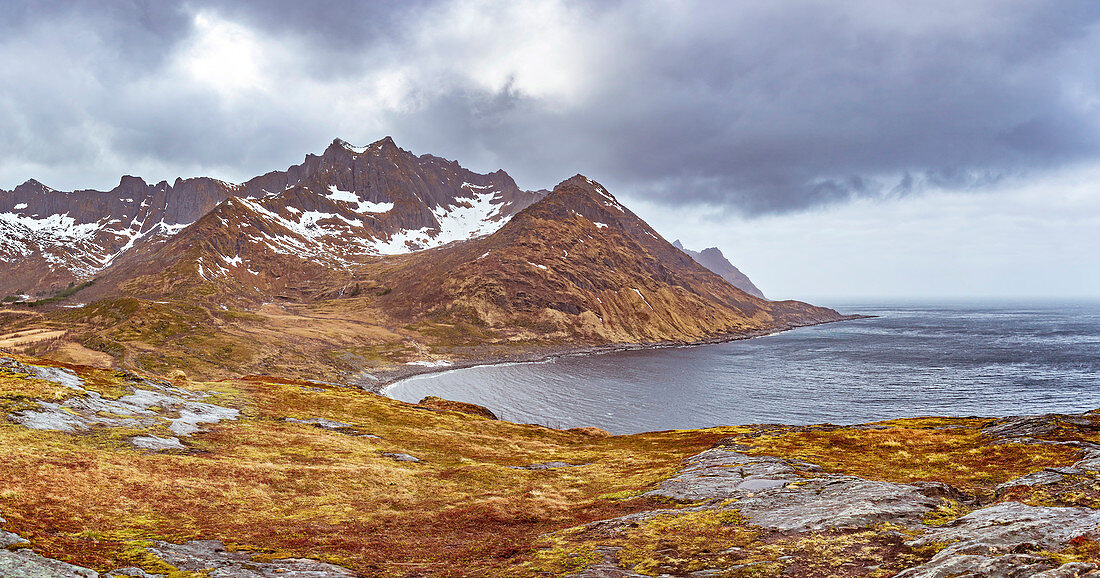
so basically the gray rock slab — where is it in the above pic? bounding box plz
[130,435,185,451]
[107,568,162,578]
[9,363,238,437]
[0,528,29,547]
[982,413,1098,441]
[996,450,1100,497]
[0,549,99,578]
[383,452,421,462]
[1033,563,1100,577]
[146,540,356,577]
[284,417,354,430]
[897,502,1100,577]
[645,447,940,531]
[734,475,941,531]
[510,461,589,470]
[26,365,86,390]
[1034,563,1095,576]
[645,448,804,501]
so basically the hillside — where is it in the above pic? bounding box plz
[0,140,849,383]
[2,353,1098,576]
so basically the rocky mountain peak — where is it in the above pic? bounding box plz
[116,175,149,192]
[699,247,724,259]
[673,239,766,299]
[13,178,55,195]
[540,175,629,220]
[328,136,401,157]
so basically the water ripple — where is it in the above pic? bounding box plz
[387,302,1100,434]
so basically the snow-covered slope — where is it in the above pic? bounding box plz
[0,137,545,298]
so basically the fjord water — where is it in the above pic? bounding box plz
[386,302,1100,434]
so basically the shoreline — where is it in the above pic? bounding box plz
[370,313,871,397]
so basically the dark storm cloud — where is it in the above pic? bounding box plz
[1,1,192,69]
[2,0,1099,215]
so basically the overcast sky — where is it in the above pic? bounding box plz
[2,0,1098,300]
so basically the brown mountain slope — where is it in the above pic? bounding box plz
[374,176,841,346]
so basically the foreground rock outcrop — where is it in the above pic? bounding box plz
[537,416,1100,576]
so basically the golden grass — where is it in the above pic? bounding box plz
[0,359,724,575]
[737,425,1080,496]
[526,509,939,577]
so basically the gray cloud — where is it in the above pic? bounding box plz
[1,0,1099,215]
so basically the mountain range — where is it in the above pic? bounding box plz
[0,137,847,382]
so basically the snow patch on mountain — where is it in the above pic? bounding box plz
[326,185,394,214]
[368,190,513,255]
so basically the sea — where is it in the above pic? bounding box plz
[384,301,1100,434]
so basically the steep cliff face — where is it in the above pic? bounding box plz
[673,240,766,299]
[0,176,236,295]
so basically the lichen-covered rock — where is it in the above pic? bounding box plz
[383,452,421,462]
[897,502,1100,577]
[735,475,943,531]
[0,549,98,578]
[145,539,356,577]
[646,448,942,531]
[130,435,185,451]
[106,568,162,578]
[996,450,1100,496]
[1032,562,1100,577]
[982,414,1098,441]
[565,546,647,578]
[644,448,816,501]
[7,362,238,437]
[511,461,589,470]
